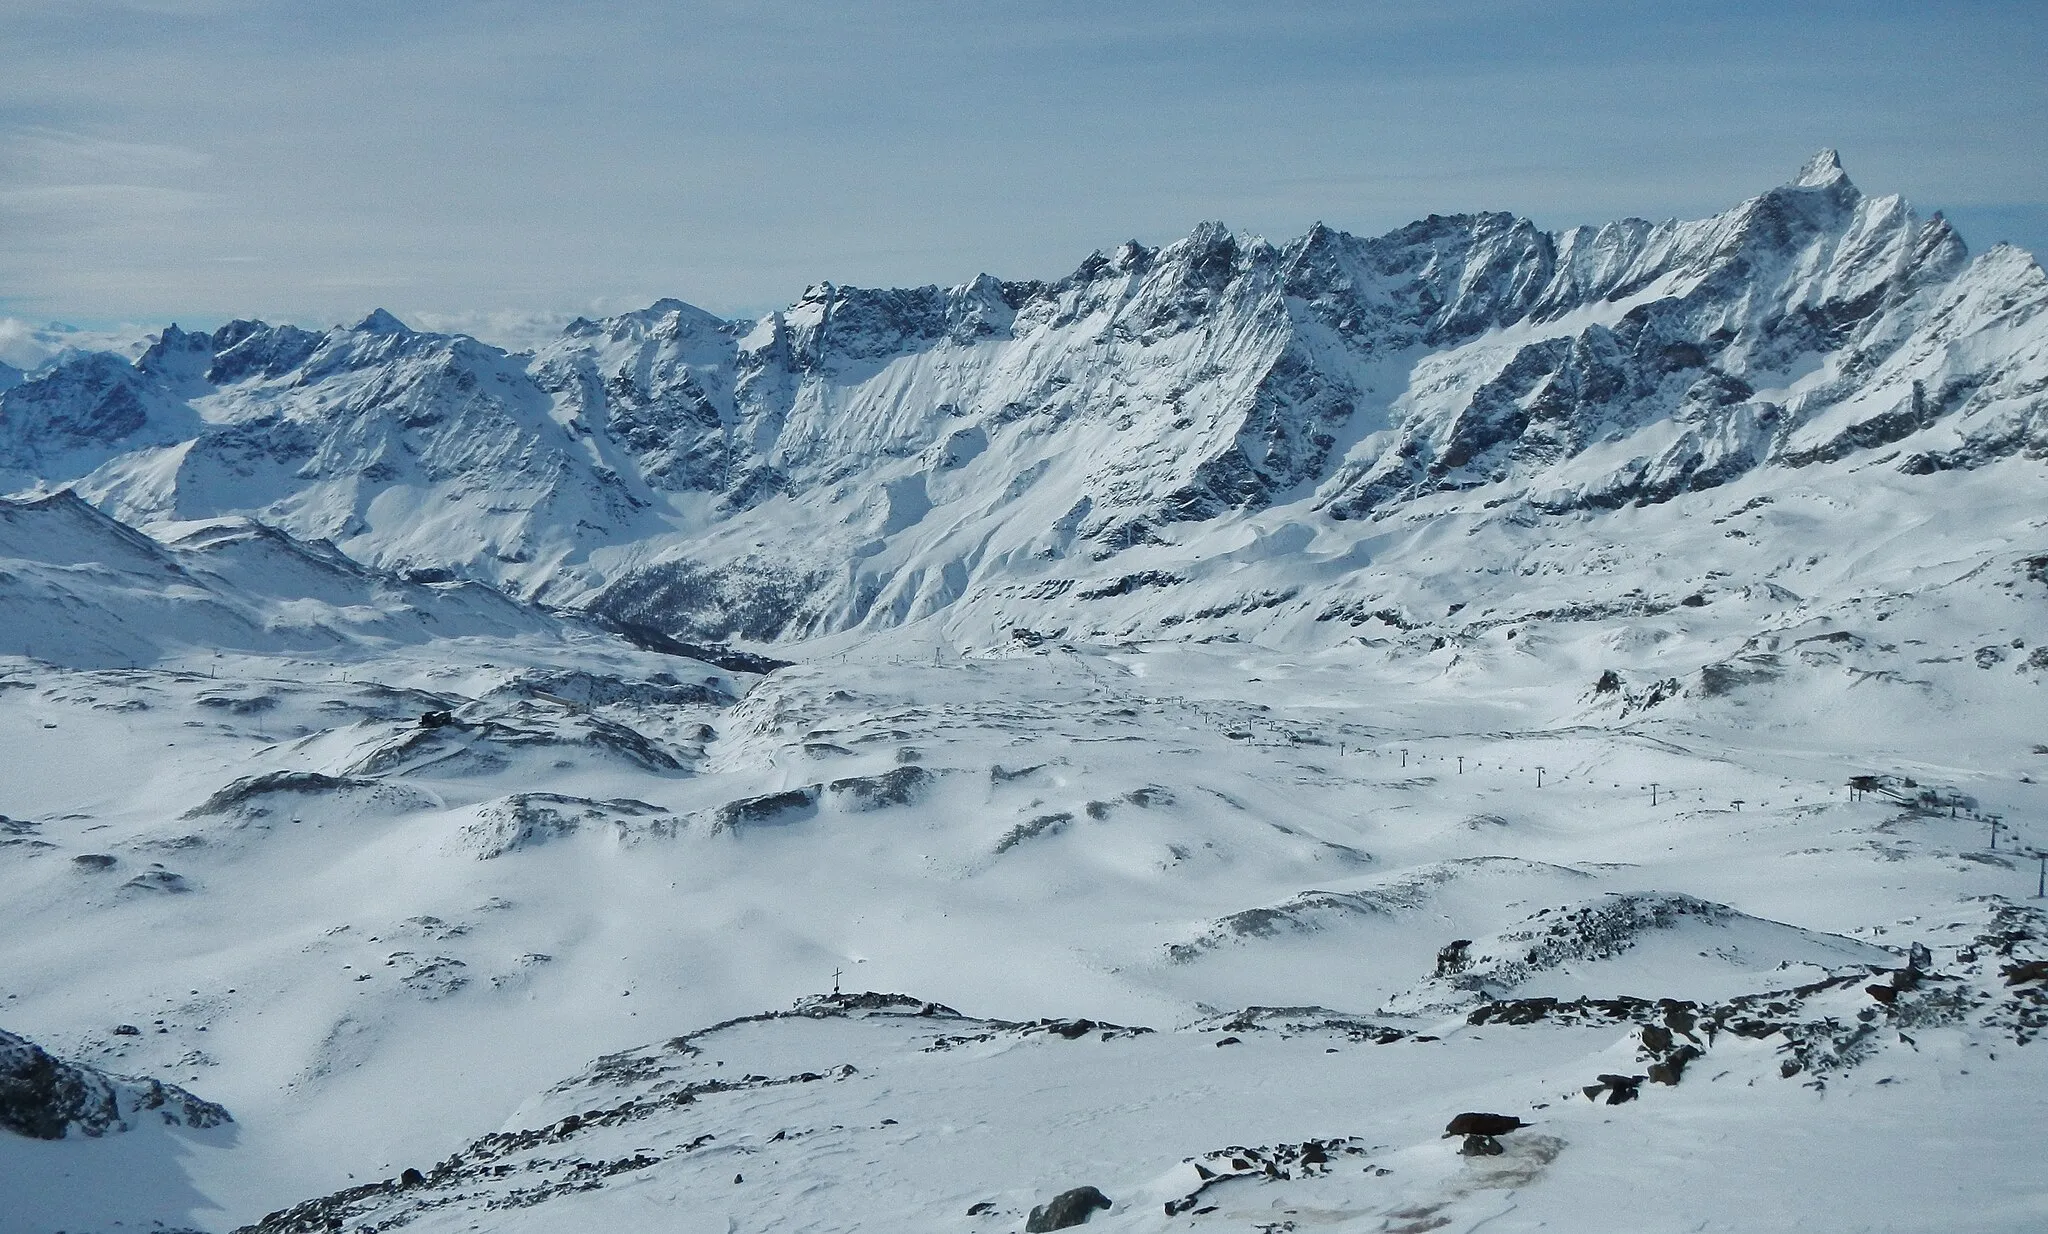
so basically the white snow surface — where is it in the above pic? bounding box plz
[1,153,2047,1232]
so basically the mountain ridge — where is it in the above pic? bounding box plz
[2,151,2043,645]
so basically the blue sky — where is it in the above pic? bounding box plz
[3,0,2044,345]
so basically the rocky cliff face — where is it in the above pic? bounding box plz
[2,152,2043,642]
[0,1027,230,1139]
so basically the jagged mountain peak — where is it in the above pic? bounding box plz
[1795,146,1849,189]
[1174,218,1240,253]
[136,322,217,385]
[352,307,413,335]
[1980,239,2048,277]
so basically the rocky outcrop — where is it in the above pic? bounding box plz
[0,1028,230,1139]
[1025,1185,1111,1231]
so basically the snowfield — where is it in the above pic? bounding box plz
[3,153,2048,1232]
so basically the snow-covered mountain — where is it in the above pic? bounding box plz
[5,152,2048,1233]
[4,151,2042,646]
[0,490,565,669]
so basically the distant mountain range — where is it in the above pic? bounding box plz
[3,150,2042,644]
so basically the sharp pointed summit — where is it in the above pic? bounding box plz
[352,308,412,335]
[1795,147,1849,188]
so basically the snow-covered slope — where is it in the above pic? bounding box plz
[5,613,2048,1230]
[0,490,564,668]
[5,152,2048,1233]
[230,974,2048,1234]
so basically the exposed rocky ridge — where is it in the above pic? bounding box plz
[0,1026,230,1139]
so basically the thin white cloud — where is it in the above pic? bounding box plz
[406,310,580,352]
[0,318,158,372]
[0,184,213,214]
[3,127,213,177]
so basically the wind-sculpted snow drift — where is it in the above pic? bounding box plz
[5,154,2048,1232]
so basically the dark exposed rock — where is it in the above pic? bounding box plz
[1647,1044,1702,1086]
[2002,959,2048,986]
[0,1027,230,1139]
[573,715,690,771]
[709,787,820,834]
[1443,1112,1526,1138]
[1698,657,1781,697]
[1583,1074,1645,1104]
[359,712,689,777]
[1026,1185,1111,1231]
[1076,571,1184,600]
[1437,892,1793,998]
[995,811,1072,853]
[825,765,934,811]
[1459,1133,1505,1156]
[121,868,192,894]
[920,1011,1151,1053]
[1468,995,1663,1027]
